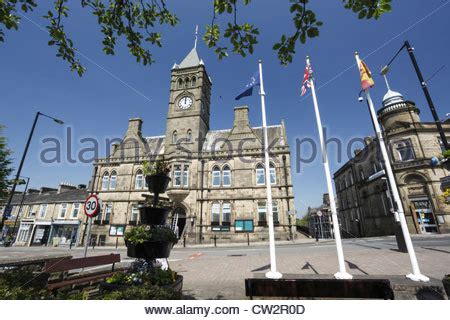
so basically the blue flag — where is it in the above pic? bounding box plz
[235,71,260,100]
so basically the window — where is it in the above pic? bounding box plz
[109,171,117,190]
[182,165,189,187]
[359,168,365,181]
[211,202,220,225]
[395,140,415,161]
[270,164,276,184]
[256,164,265,185]
[172,131,177,144]
[191,76,196,86]
[135,170,144,189]
[59,203,68,219]
[349,174,354,186]
[178,78,183,89]
[184,77,190,88]
[256,164,276,185]
[71,203,80,219]
[222,202,231,225]
[272,201,279,223]
[38,204,47,218]
[104,203,112,223]
[130,204,139,222]
[212,166,221,187]
[186,129,192,142]
[174,165,182,187]
[101,172,109,191]
[222,165,231,186]
[258,201,266,224]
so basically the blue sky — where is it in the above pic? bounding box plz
[1,1,450,216]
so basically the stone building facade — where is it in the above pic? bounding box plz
[0,183,88,246]
[89,47,297,245]
[334,86,450,237]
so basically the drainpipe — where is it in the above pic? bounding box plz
[282,155,293,240]
[199,159,205,243]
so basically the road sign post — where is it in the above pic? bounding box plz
[83,194,101,258]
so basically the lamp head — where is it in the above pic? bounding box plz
[380,65,390,75]
[358,96,364,103]
[53,119,64,125]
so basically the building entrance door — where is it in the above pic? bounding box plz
[412,199,437,233]
[172,207,186,239]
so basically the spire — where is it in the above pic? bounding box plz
[194,25,198,49]
[382,74,405,107]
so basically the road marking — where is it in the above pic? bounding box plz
[188,252,204,260]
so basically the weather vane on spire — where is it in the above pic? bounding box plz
[194,25,199,49]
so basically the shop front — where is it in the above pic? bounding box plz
[50,220,81,246]
[30,221,52,246]
[15,220,35,246]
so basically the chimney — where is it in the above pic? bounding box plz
[58,182,77,194]
[77,184,87,190]
[39,187,57,195]
[233,106,250,129]
[127,118,143,135]
[364,136,373,146]
[27,188,40,195]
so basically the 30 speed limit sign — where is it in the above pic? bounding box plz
[84,194,101,218]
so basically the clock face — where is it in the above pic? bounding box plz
[178,96,193,110]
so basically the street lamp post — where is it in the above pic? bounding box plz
[381,40,449,150]
[10,176,30,239]
[0,111,63,232]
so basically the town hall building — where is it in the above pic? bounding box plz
[89,46,297,245]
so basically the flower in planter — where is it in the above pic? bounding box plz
[142,159,170,176]
[124,226,177,245]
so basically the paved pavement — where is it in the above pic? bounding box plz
[1,234,449,299]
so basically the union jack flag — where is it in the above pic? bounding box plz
[300,62,313,96]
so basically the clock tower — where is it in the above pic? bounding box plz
[165,47,211,157]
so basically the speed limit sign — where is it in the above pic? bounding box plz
[84,194,101,218]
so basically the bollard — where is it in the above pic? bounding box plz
[247,233,250,246]
[214,234,217,247]
[183,235,186,248]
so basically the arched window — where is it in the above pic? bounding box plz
[101,172,109,191]
[135,170,144,189]
[109,171,117,190]
[395,139,415,161]
[178,78,183,89]
[212,166,221,187]
[182,165,189,187]
[222,165,231,186]
[173,165,182,187]
[172,131,177,144]
[211,202,220,225]
[269,163,276,185]
[191,76,197,86]
[184,77,190,88]
[222,202,231,225]
[256,164,265,185]
[186,129,192,142]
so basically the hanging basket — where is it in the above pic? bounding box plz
[139,206,170,225]
[125,240,175,259]
[145,174,171,195]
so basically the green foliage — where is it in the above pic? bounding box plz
[124,225,177,245]
[0,1,392,73]
[0,268,49,300]
[101,282,181,300]
[142,159,170,176]
[296,215,309,226]
[106,268,177,286]
[0,125,13,202]
[442,150,450,159]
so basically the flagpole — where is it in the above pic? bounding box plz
[258,60,282,279]
[306,56,352,280]
[355,53,429,282]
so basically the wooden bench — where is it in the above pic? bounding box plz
[42,253,122,291]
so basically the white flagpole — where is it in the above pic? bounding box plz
[307,56,352,280]
[258,60,282,279]
[355,53,429,282]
